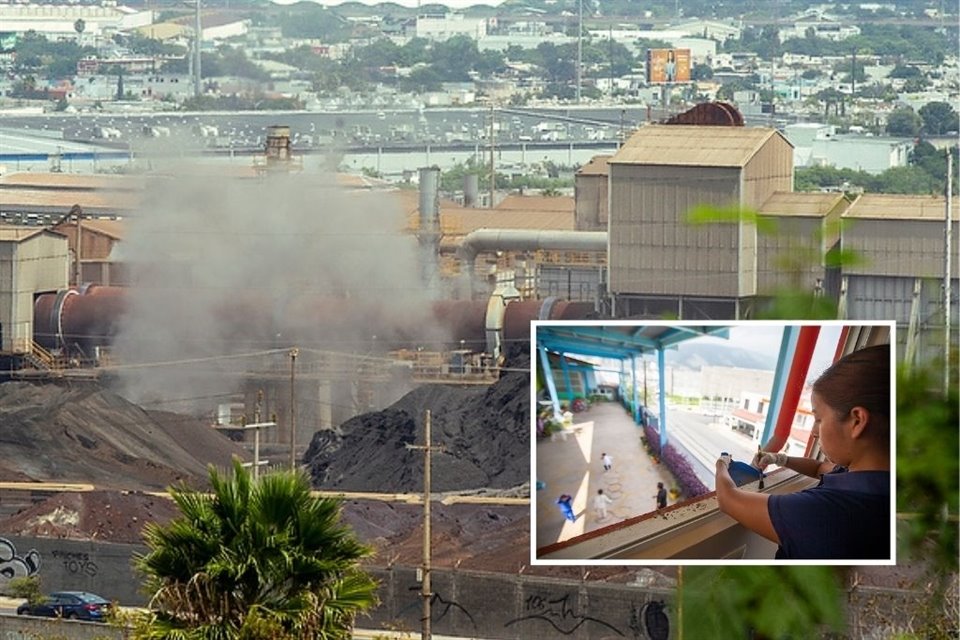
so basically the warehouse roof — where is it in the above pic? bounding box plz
[0,188,140,215]
[610,125,789,168]
[0,227,61,242]
[576,155,612,177]
[54,219,126,241]
[0,172,145,191]
[844,194,958,221]
[398,190,575,237]
[758,191,850,217]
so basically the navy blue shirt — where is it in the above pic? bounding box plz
[767,466,890,560]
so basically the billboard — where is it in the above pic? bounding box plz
[646,48,691,84]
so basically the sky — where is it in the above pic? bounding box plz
[588,323,845,385]
[693,324,843,382]
[269,0,504,7]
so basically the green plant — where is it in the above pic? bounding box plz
[135,459,378,639]
[6,575,43,603]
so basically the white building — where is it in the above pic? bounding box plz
[780,16,861,42]
[727,388,814,450]
[415,13,487,41]
[808,134,913,174]
[0,4,153,42]
[672,19,742,43]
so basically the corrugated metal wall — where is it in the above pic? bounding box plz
[608,164,741,297]
[843,218,957,278]
[574,174,608,231]
[756,216,826,294]
[846,275,958,326]
[741,135,794,210]
[537,265,601,301]
[739,135,794,297]
[0,233,69,353]
[846,274,959,366]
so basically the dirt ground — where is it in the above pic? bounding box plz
[0,381,247,490]
[0,376,931,590]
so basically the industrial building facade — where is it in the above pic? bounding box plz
[606,125,794,318]
[574,123,958,364]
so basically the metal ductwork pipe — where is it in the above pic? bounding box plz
[418,166,442,293]
[32,289,595,359]
[456,229,608,297]
[463,173,479,208]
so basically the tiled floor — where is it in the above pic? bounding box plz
[535,401,677,550]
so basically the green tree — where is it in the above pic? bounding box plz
[918,101,959,136]
[886,107,922,137]
[691,63,713,80]
[135,460,377,639]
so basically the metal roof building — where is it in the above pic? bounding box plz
[756,191,848,296]
[837,194,959,363]
[574,154,611,231]
[607,125,793,318]
[0,227,69,355]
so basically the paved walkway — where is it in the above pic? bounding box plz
[535,401,677,550]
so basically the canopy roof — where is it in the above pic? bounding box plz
[537,324,730,360]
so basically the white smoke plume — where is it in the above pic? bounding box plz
[109,161,451,424]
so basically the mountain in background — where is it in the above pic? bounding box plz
[666,343,777,371]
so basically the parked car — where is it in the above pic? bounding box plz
[16,591,112,621]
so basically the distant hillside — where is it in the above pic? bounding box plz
[665,343,776,371]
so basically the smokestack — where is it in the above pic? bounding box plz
[265,126,291,167]
[418,166,441,294]
[463,173,479,208]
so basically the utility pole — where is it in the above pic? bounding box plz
[70,204,82,286]
[289,347,298,471]
[488,103,495,209]
[945,152,953,396]
[576,0,582,104]
[194,0,202,98]
[406,410,443,640]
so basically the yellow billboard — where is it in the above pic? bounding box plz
[646,48,692,84]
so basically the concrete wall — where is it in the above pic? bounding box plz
[0,614,127,639]
[0,535,677,639]
[0,536,146,606]
[365,567,675,640]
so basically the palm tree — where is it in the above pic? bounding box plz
[135,460,378,639]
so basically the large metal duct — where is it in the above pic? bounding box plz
[456,229,608,295]
[33,285,127,353]
[32,288,593,359]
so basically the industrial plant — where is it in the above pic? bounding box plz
[0,109,956,450]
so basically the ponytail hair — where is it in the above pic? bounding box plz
[812,343,890,438]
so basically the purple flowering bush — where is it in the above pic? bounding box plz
[643,423,710,499]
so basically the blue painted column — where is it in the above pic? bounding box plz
[761,326,799,445]
[559,356,573,403]
[537,344,562,420]
[658,347,668,450]
[631,354,640,425]
[620,359,627,407]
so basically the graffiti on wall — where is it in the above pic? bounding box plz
[504,593,624,636]
[630,600,670,640]
[0,538,41,583]
[51,549,98,577]
[401,585,478,632]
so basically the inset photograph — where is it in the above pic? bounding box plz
[533,321,894,564]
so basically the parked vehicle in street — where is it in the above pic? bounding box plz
[16,591,112,621]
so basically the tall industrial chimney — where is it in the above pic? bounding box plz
[418,166,442,294]
[463,173,479,208]
[265,126,292,166]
